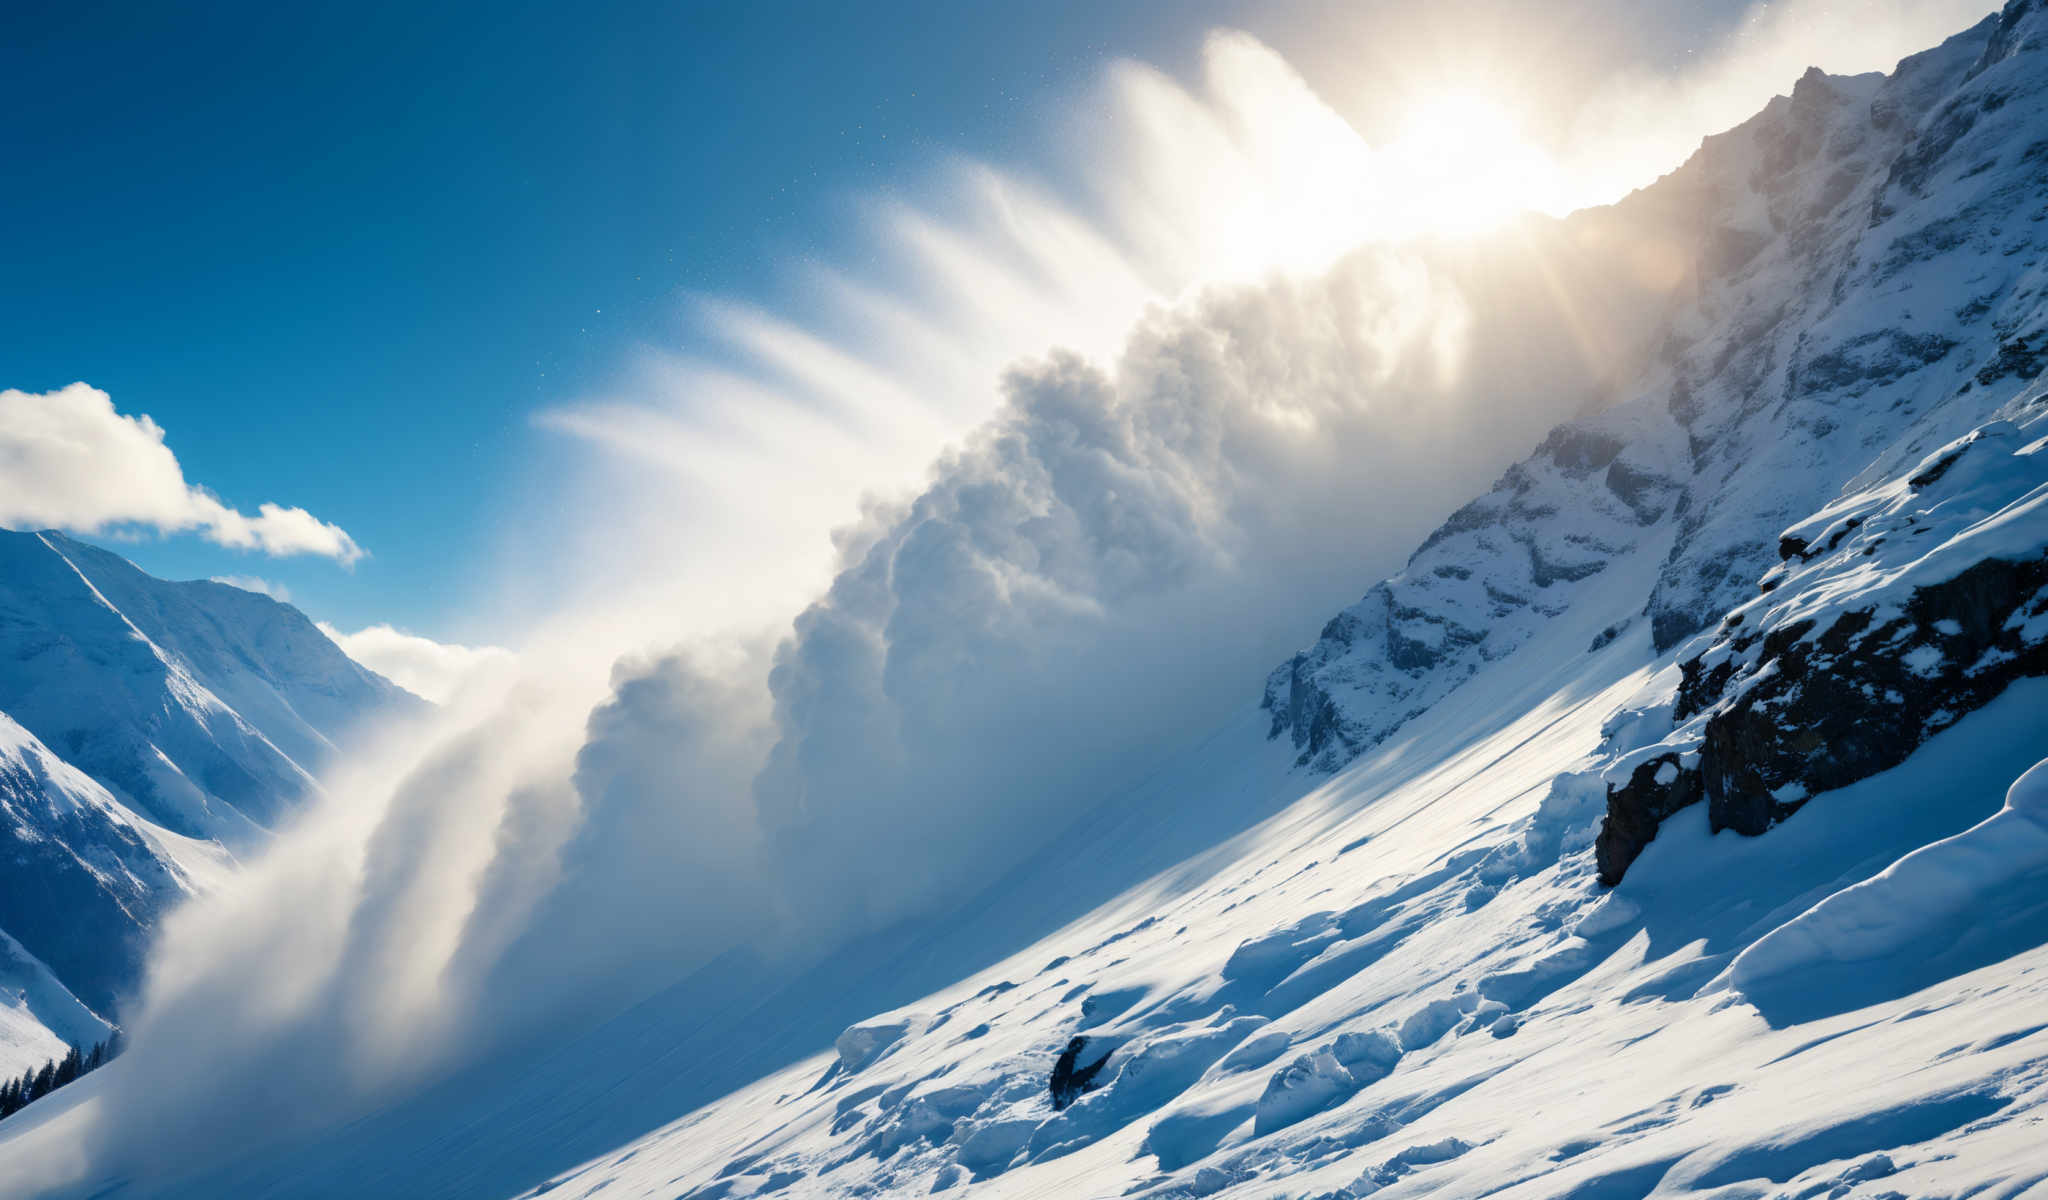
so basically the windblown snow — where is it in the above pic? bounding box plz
[5,3,2048,1199]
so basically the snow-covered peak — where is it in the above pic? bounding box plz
[0,530,417,1070]
[0,529,416,841]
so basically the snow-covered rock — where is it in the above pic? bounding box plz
[1262,404,1687,770]
[1596,405,2048,883]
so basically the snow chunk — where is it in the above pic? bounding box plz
[1254,1050,1356,1136]
[835,1013,930,1072]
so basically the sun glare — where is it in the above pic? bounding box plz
[1382,91,1568,235]
[1100,43,1577,295]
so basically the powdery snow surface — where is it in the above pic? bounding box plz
[10,4,2048,1195]
[0,928,109,1080]
[515,630,2048,1200]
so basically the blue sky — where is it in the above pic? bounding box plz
[5,0,1802,641]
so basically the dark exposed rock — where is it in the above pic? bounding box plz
[1596,754,1703,887]
[1602,552,2048,886]
[1535,426,1626,474]
[1794,330,1957,398]
[1975,333,2045,388]
[1048,1036,1111,1111]
[1605,459,1676,524]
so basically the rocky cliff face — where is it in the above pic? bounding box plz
[1266,2,2048,860]
[1261,403,1687,770]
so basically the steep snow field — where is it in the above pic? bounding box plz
[6,4,2048,1196]
[16,514,2034,1199]
[499,591,2048,1199]
[0,928,108,1081]
[474,8,2048,1194]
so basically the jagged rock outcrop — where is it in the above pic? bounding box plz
[1597,415,2048,884]
[1262,406,1687,770]
[1048,1035,1112,1110]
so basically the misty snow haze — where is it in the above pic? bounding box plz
[3,2,2044,1198]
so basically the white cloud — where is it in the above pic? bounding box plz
[209,575,290,602]
[317,622,515,704]
[0,382,363,564]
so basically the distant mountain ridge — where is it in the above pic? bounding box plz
[0,530,418,1070]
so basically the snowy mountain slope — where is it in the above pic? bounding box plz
[0,530,415,1071]
[0,530,415,842]
[1597,402,2048,883]
[1267,5,2048,780]
[7,7,2048,1199]
[1261,400,1689,771]
[0,928,111,1085]
[502,584,2048,1199]
[0,710,210,1022]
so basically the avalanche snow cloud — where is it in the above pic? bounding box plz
[12,217,1690,1195]
[4,5,2016,1195]
[747,242,1683,935]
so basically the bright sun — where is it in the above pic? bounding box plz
[1382,92,1567,235]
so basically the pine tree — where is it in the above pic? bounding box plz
[53,1046,80,1088]
[32,1060,54,1100]
[86,1041,104,1072]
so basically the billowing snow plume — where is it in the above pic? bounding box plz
[18,214,1684,1194]
[748,237,1681,936]
[5,7,2011,1194]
